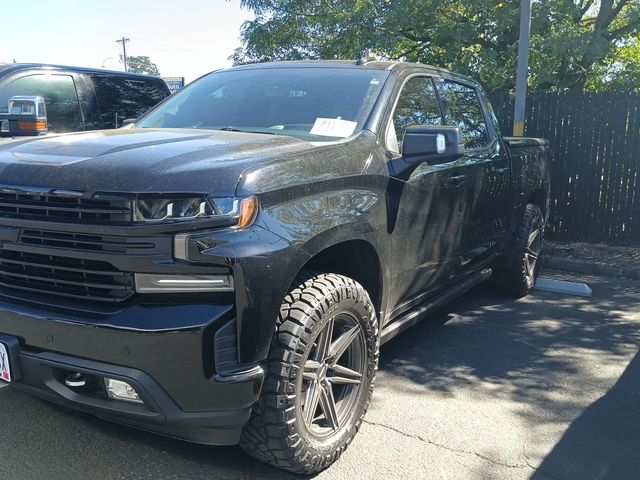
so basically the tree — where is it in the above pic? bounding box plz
[234,0,640,92]
[126,56,160,76]
[587,36,640,91]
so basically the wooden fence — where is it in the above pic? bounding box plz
[489,92,640,245]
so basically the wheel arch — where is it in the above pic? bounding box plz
[293,239,384,317]
[526,188,549,220]
[235,225,387,365]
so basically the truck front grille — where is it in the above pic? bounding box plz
[0,191,131,223]
[20,229,155,254]
[0,250,135,303]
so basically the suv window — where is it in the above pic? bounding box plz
[437,81,489,149]
[0,74,82,132]
[91,76,164,128]
[389,76,442,152]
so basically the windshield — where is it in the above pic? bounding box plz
[136,67,389,141]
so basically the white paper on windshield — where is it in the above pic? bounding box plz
[310,118,357,138]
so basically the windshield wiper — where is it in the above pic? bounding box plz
[216,127,277,135]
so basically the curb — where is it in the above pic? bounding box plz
[541,255,640,280]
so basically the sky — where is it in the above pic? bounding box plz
[2,0,254,83]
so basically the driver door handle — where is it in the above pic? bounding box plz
[447,174,466,187]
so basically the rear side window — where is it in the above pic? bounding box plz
[91,76,164,128]
[437,81,490,149]
[0,74,82,132]
[390,76,442,152]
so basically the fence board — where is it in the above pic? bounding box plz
[488,92,640,245]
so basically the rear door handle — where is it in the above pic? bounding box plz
[447,175,466,186]
[495,167,510,174]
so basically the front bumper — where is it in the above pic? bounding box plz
[0,299,264,445]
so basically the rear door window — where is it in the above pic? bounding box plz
[437,81,490,149]
[90,76,165,128]
[0,74,83,132]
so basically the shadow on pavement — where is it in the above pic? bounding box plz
[377,273,640,478]
[380,276,639,408]
[530,350,640,480]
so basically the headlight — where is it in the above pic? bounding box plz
[133,196,236,222]
[133,196,258,227]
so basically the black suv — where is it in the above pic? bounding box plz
[0,61,550,474]
[0,63,170,136]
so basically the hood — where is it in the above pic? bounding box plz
[0,128,320,196]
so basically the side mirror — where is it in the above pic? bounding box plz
[402,125,464,164]
[121,118,137,127]
[0,96,48,137]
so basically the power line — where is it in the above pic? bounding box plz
[135,34,211,58]
[116,36,130,72]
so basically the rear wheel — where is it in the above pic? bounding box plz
[492,203,545,297]
[240,273,378,474]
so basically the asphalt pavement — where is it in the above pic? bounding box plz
[0,270,638,480]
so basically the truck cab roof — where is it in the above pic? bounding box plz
[222,59,479,88]
[0,62,159,79]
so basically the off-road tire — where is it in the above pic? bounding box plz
[239,273,379,474]
[492,203,545,297]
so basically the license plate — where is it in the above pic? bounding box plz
[0,343,11,382]
[0,120,8,133]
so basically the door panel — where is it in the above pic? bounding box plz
[386,75,466,312]
[476,93,513,253]
[467,141,512,261]
[389,159,469,310]
[436,80,511,269]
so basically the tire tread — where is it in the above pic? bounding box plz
[239,272,379,474]
[492,203,544,297]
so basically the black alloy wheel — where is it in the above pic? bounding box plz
[240,273,378,474]
[492,203,545,297]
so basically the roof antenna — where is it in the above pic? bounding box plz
[356,49,378,65]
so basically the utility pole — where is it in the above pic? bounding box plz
[513,0,532,137]
[116,36,130,72]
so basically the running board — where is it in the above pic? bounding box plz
[380,268,492,344]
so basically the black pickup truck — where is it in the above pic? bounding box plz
[0,60,550,474]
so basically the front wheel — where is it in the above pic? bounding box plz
[239,273,379,474]
[492,203,545,297]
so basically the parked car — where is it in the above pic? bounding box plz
[0,63,170,137]
[0,60,550,474]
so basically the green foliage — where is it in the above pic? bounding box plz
[127,56,160,76]
[234,0,640,92]
[587,37,640,91]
